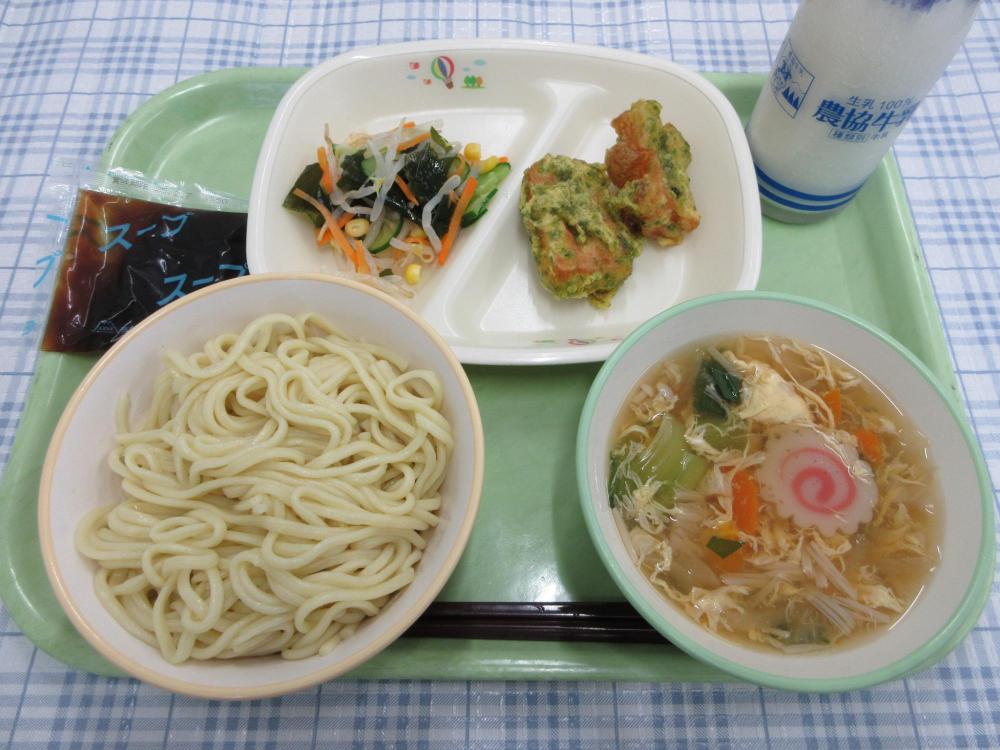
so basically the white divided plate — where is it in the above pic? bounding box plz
[248,40,761,365]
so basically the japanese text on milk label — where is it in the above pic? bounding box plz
[769,37,919,145]
[812,96,918,143]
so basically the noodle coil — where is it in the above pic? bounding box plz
[76,312,452,663]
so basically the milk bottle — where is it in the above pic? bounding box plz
[747,0,979,223]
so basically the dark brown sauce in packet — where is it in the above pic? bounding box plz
[42,189,247,352]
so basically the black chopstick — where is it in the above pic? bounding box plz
[403,601,670,645]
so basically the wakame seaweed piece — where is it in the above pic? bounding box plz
[377,186,452,236]
[336,150,371,193]
[429,196,455,238]
[333,149,427,227]
[283,163,326,228]
[379,185,421,223]
[706,536,743,559]
[694,357,742,418]
[354,141,455,235]
[401,141,453,204]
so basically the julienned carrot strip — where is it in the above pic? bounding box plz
[498,156,509,164]
[330,234,361,273]
[437,176,478,266]
[822,388,842,425]
[317,146,333,194]
[349,239,369,274]
[292,189,366,273]
[394,175,419,205]
[330,236,358,268]
[317,212,353,244]
[403,121,416,128]
[731,469,759,535]
[397,131,430,151]
[855,429,883,464]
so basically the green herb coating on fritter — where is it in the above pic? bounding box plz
[519,155,641,309]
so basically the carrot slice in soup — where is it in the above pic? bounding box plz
[731,469,760,535]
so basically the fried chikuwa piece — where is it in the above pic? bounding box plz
[605,99,700,246]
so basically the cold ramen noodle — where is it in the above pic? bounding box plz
[76,313,452,663]
[609,336,941,652]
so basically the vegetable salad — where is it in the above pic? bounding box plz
[284,121,510,295]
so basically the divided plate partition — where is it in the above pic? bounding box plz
[0,66,956,681]
[247,42,761,364]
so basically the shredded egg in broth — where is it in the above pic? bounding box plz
[609,335,941,653]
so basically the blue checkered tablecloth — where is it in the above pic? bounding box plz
[1,1,999,747]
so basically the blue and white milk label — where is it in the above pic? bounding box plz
[770,40,815,118]
[747,0,979,217]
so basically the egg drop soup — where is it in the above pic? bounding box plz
[609,335,941,652]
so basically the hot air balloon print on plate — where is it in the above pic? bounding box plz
[431,55,455,89]
[410,55,486,89]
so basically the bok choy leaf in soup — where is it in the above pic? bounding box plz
[698,416,749,452]
[694,356,742,418]
[609,415,709,509]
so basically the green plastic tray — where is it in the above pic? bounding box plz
[0,67,957,682]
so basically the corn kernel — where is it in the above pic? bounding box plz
[463,142,481,163]
[404,263,422,285]
[408,225,427,239]
[345,218,370,238]
[479,156,499,174]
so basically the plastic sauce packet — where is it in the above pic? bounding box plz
[41,167,249,353]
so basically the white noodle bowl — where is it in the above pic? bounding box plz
[75,311,452,664]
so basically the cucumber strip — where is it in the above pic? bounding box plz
[461,162,511,226]
[460,190,496,228]
[370,211,403,253]
[449,156,470,180]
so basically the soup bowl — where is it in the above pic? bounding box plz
[576,292,994,691]
[39,274,484,699]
